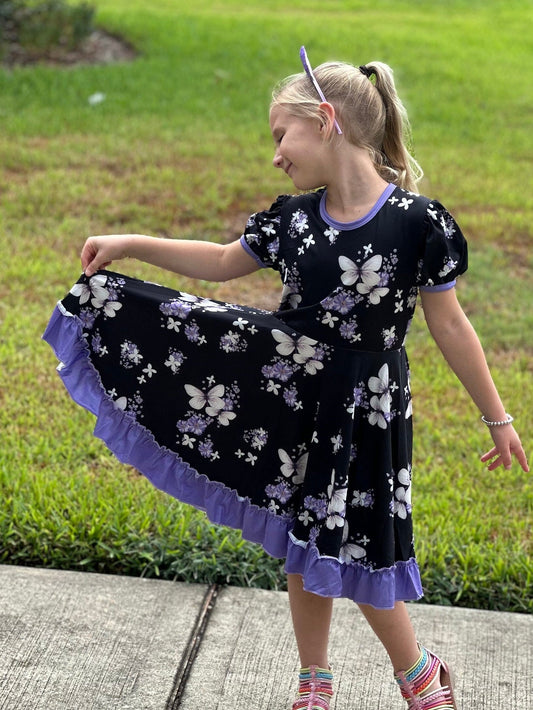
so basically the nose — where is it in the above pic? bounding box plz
[272,149,283,169]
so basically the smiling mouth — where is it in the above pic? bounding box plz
[285,162,293,176]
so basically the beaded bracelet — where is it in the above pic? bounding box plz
[481,413,514,426]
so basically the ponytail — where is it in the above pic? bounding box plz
[364,62,423,192]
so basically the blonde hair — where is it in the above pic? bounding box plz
[271,60,423,192]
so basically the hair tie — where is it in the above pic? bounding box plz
[359,65,374,78]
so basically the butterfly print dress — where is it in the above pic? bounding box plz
[43,183,467,609]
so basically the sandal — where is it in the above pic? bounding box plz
[292,666,334,710]
[395,645,457,709]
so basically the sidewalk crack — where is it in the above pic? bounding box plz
[165,583,220,709]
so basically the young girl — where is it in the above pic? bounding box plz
[44,47,528,710]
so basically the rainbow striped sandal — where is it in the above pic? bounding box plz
[395,645,457,709]
[292,666,334,710]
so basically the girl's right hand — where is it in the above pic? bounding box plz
[81,235,133,277]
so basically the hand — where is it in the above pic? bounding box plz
[480,425,529,472]
[81,235,132,277]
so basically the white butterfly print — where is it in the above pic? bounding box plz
[368,365,392,424]
[176,293,199,303]
[339,523,366,563]
[393,481,412,519]
[196,298,228,312]
[356,282,389,304]
[102,300,122,317]
[114,396,127,411]
[397,467,411,487]
[326,469,347,529]
[184,383,225,415]
[324,227,339,244]
[304,359,324,375]
[70,274,109,306]
[280,284,302,309]
[288,293,302,308]
[271,329,317,364]
[217,410,236,426]
[438,258,457,278]
[338,254,382,288]
[278,448,308,485]
[368,393,391,429]
[369,364,390,395]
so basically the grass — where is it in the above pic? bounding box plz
[1,0,532,611]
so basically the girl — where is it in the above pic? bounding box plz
[44,47,528,710]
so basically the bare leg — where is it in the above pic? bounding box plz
[358,601,443,696]
[287,573,333,668]
[357,601,420,672]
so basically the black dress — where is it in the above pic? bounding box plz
[43,183,467,609]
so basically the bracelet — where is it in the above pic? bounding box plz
[481,413,514,427]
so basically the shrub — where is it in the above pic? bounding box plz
[0,0,95,59]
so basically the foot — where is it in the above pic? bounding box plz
[292,666,333,710]
[395,646,457,709]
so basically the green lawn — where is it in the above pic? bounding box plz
[1,0,531,611]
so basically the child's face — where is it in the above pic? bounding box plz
[269,105,328,191]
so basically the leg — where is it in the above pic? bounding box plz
[357,601,420,672]
[358,602,456,708]
[287,573,333,668]
[288,574,334,710]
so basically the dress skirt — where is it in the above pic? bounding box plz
[43,270,424,609]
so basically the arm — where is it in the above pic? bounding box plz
[420,288,528,472]
[81,234,260,282]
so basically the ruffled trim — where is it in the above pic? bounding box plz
[43,304,423,608]
[285,533,422,609]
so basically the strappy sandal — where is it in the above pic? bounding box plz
[292,666,334,710]
[395,645,457,709]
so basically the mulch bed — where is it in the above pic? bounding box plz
[2,29,137,68]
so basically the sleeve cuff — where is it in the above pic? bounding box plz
[419,279,456,293]
[239,236,268,268]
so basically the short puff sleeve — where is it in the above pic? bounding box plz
[239,195,291,270]
[417,201,468,291]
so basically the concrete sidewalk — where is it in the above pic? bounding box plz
[0,565,531,709]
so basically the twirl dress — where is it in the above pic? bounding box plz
[43,183,467,609]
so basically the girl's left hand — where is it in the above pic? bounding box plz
[480,425,529,472]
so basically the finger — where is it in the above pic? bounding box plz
[512,446,530,473]
[80,243,96,272]
[83,255,97,276]
[486,455,503,471]
[481,447,504,470]
[85,259,110,277]
[480,447,498,463]
[494,442,513,470]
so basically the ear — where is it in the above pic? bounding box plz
[318,102,338,137]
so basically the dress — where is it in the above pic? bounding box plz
[43,183,467,609]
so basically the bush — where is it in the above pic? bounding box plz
[0,0,95,58]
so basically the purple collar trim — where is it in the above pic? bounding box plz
[320,183,396,231]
